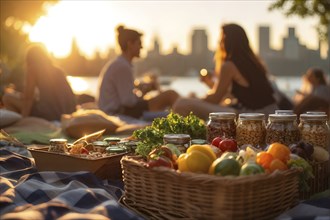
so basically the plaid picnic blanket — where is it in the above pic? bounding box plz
[0,149,144,220]
[1,145,329,220]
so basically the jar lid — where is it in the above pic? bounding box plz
[300,113,328,121]
[238,113,265,120]
[209,112,236,119]
[106,146,127,153]
[191,139,207,145]
[163,134,191,143]
[268,114,297,121]
[92,141,108,147]
[275,110,294,115]
[50,138,67,144]
[306,111,327,115]
[103,137,121,143]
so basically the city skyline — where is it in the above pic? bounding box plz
[27,1,322,59]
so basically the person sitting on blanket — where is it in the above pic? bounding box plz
[97,25,179,119]
[2,44,76,121]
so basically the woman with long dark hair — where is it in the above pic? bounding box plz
[173,23,278,120]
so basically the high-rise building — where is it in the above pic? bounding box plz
[259,26,270,57]
[191,29,208,56]
[283,27,300,60]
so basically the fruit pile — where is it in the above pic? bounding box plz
[145,136,316,180]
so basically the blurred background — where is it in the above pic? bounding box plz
[1,0,329,99]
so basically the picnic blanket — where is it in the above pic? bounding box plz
[0,148,144,220]
[1,144,329,220]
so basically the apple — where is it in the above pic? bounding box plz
[219,139,238,152]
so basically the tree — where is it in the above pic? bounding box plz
[269,0,330,40]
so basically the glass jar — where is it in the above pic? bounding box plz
[163,134,191,153]
[236,113,266,149]
[92,141,109,153]
[49,138,68,153]
[266,114,300,146]
[299,114,330,149]
[206,112,236,143]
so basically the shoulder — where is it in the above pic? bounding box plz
[221,60,239,75]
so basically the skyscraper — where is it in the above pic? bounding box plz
[283,27,300,60]
[191,29,208,56]
[259,26,270,57]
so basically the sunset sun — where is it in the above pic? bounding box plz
[27,1,120,59]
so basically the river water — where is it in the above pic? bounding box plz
[67,75,302,100]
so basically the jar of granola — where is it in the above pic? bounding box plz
[299,114,330,149]
[49,138,68,153]
[266,114,300,146]
[163,134,191,153]
[206,112,236,143]
[236,113,266,149]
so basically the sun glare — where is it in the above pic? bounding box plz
[27,1,119,59]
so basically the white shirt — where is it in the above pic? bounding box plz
[97,56,138,114]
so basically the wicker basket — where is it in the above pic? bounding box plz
[299,160,330,200]
[120,155,300,220]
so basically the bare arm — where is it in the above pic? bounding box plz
[203,62,234,104]
[21,69,36,117]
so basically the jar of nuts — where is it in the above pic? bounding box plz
[206,112,236,143]
[299,114,330,149]
[236,113,266,149]
[266,114,300,146]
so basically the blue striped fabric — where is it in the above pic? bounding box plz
[0,149,144,220]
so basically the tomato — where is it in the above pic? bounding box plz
[256,152,274,169]
[211,137,222,148]
[218,139,238,152]
[267,143,290,163]
[148,155,173,168]
[80,147,89,154]
[269,158,288,172]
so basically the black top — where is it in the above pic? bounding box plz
[231,60,275,110]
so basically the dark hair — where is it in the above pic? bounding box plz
[117,25,142,51]
[310,68,327,85]
[220,23,267,75]
[26,44,52,66]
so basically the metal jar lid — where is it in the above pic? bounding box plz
[163,134,191,144]
[49,138,67,144]
[209,112,236,120]
[92,141,108,147]
[106,146,127,153]
[268,113,297,121]
[238,113,265,120]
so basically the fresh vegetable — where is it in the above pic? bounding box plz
[148,154,173,168]
[288,156,314,191]
[269,158,288,172]
[267,142,290,163]
[240,162,264,176]
[312,146,329,162]
[133,112,206,157]
[186,145,217,161]
[256,152,274,170]
[218,138,238,152]
[178,150,213,173]
[209,158,241,176]
[290,141,314,161]
[211,137,222,148]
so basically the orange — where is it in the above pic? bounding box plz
[267,143,290,163]
[256,152,274,169]
[269,158,288,172]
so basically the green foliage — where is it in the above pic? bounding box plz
[288,157,314,192]
[133,112,206,158]
[269,0,330,40]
